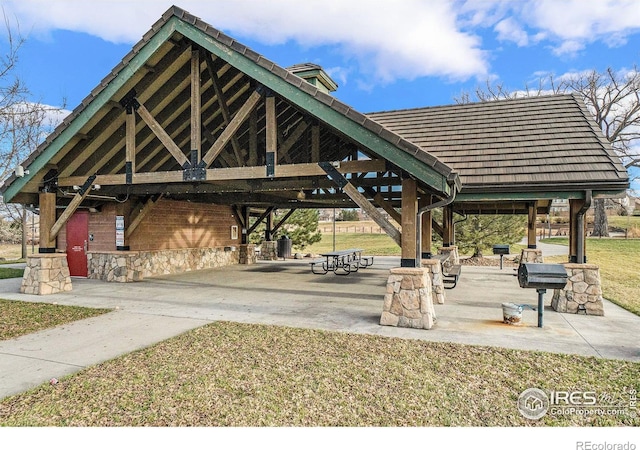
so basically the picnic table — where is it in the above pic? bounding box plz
[310,248,374,275]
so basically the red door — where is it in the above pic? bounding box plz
[66,211,89,277]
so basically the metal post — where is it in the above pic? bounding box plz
[332,208,336,252]
[537,289,546,328]
[500,254,504,270]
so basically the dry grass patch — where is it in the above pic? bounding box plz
[0,299,111,341]
[1,322,637,426]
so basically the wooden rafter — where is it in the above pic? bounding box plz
[204,53,244,165]
[279,120,309,163]
[202,89,263,167]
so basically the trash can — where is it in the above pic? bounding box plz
[502,302,523,325]
[277,235,292,259]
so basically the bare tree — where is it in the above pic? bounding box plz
[455,68,640,236]
[0,12,66,257]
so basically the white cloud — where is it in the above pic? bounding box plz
[1,0,489,85]
[494,17,528,46]
[522,0,640,54]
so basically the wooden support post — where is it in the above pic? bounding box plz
[420,195,433,259]
[401,178,418,267]
[125,108,136,184]
[265,210,273,241]
[202,89,262,167]
[39,192,57,252]
[528,201,538,249]
[265,94,277,177]
[191,49,202,163]
[241,206,250,244]
[442,206,453,247]
[569,198,586,263]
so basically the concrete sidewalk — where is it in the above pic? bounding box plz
[1,257,638,399]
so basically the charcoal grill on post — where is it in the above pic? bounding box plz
[492,244,510,269]
[517,263,568,327]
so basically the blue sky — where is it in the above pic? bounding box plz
[2,0,640,188]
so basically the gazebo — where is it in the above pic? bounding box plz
[0,6,628,327]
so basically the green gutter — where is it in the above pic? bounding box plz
[176,21,453,196]
[2,19,179,203]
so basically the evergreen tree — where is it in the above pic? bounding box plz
[455,214,526,257]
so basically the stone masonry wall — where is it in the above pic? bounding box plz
[21,254,73,295]
[438,246,459,271]
[87,247,239,282]
[552,263,604,316]
[239,244,257,265]
[421,259,446,305]
[380,267,436,330]
[519,248,543,266]
[260,241,277,260]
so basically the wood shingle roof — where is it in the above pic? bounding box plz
[367,94,629,195]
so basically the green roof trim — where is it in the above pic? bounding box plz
[2,19,179,203]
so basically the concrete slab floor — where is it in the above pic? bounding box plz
[2,257,638,362]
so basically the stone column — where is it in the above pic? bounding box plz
[421,259,445,304]
[380,267,436,330]
[239,244,257,265]
[438,246,459,270]
[552,263,604,316]
[519,248,543,266]
[260,241,277,260]
[21,254,72,295]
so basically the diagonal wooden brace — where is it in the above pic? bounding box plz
[50,175,96,240]
[319,162,401,246]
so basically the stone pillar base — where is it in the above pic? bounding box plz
[21,254,73,295]
[380,267,436,330]
[552,263,604,316]
[239,244,257,265]
[421,259,445,304]
[519,248,543,266]
[260,241,277,260]
[438,246,459,270]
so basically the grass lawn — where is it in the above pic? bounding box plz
[0,267,24,279]
[307,232,401,255]
[0,299,111,341]
[542,238,640,316]
[0,321,637,426]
